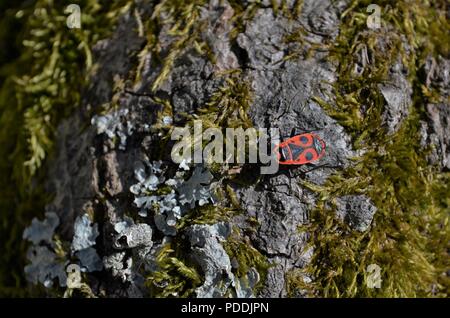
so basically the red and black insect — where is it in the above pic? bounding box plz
[274,133,326,165]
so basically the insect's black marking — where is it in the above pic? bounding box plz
[289,143,304,160]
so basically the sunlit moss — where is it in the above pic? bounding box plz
[150,0,208,91]
[195,73,254,129]
[145,243,203,297]
[288,0,450,297]
[0,0,133,296]
[223,229,271,292]
[139,0,269,294]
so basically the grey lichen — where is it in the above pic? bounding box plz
[76,247,103,272]
[130,160,182,235]
[130,160,214,236]
[71,214,99,253]
[69,214,103,273]
[22,212,59,246]
[186,222,234,297]
[23,212,68,288]
[91,108,134,150]
[114,223,153,250]
[24,246,67,288]
[178,165,214,208]
[103,252,133,283]
[186,222,257,298]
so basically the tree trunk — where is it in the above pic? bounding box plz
[16,0,449,298]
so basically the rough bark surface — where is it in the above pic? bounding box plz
[21,0,449,297]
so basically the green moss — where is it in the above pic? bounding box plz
[0,0,133,296]
[140,3,269,290]
[298,121,450,297]
[14,0,132,177]
[192,73,256,171]
[149,0,209,92]
[6,0,445,299]
[178,205,237,228]
[194,74,253,129]
[177,182,244,228]
[287,0,450,297]
[144,2,278,295]
[223,230,271,292]
[270,0,303,19]
[145,243,203,297]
